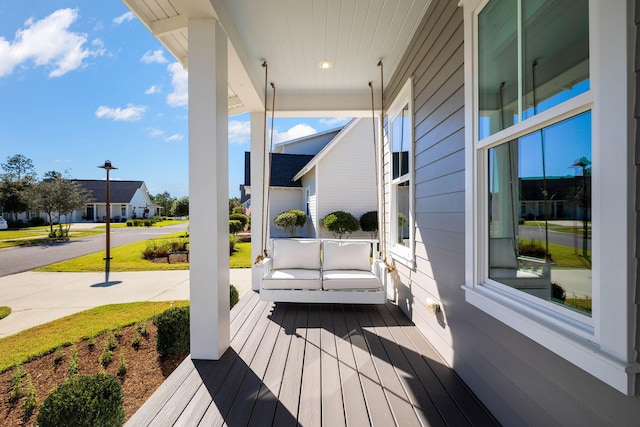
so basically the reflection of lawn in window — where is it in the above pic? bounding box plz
[564,298,592,314]
[547,243,591,268]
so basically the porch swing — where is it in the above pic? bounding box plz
[255,61,389,304]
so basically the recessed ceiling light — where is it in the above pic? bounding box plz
[318,60,333,70]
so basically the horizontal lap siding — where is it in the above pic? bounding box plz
[383,0,640,425]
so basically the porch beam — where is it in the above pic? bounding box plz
[188,18,230,360]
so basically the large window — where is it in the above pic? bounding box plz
[387,79,414,264]
[464,0,634,394]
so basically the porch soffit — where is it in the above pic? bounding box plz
[123,0,433,116]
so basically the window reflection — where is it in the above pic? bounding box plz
[488,112,592,315]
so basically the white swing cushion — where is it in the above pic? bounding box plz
[262,269,322,290]
[322,240,371,271]
[322,270,381,290]
[271,239,322,270]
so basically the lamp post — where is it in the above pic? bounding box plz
[98,160,117,283]
[572,158,590,258]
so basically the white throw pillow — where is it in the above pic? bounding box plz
[271,239,321,270]
[322,240,371,271]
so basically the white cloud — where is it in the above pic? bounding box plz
[95,104,146,121]
[166,62,188,107]
[113,12,135,25]
[272,123,317,143]
[140,49,167,64]
[0,8,105,78]
[165,134,184,142]
[145,85,162,94]
[229,120,251,145]
[319,117,350,127]
[148,128,165,138]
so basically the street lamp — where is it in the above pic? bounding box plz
[98,160,117,283]
[572,158,590,258]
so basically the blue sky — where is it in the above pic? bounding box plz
[0,2,349,198]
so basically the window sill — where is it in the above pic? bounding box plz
[462,283,636,395]
[390,244,415,269]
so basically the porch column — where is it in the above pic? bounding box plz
[93,204,97,222]
[188,18,230,359]
[250,112,265,291]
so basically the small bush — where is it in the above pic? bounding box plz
[229,213,249,229]
[106,333,117,351]
[68,346,79,379]
[155,246,169,257]
[53,347,65,366]
[229,219,243,235]
[518,239,547,258]
[117,351,127,377]
[154,306,190,357]
[9,365,25,402]
[88,338,96,350]
[22,374,38,414]
[230,285,239,309]
[37,373,125,427]
[131,335,141,351]
[229,234,237,254]
[126,220,133,227]
[274,209,307,237]
[359,211,378,238]
[551,282,566,302]
[99,347,113,368]
[29,216,45,226]
[136,321,149,338]
[144,220,153,227]
[323,210,360,239]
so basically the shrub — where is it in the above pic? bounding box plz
[22,374,38,414]
[229,219,243,235]
[144,220,153,227]
[551,283,566,302]
[155,245,169,257]
[37,373,125,427]
[9,365,25,402]
[126,220,133,227]
[53,347,65,366]
[229,213,249,229]
[131,335,141,351]
[29,216,45,226]
[99,347,113,368]
[68,346,79,379]
[359,211,378,238]
[230,285,239,309]
[154,306,190,357]
[117,351,127,377]
[229,234,237,254]
[274,209,307,237]
[323,211,360,239]
[518,238,547,258]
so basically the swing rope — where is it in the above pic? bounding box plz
[255,62,277,264]
[375,60,395,273]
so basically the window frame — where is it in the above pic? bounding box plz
[386,78,415,267]
[462,0,635,394]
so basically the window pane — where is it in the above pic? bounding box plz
[488,112,592,315]
[522,0,589,120]
[392,104,410,179]
[395,180,410,246]
[478,0,589,138]
[478,0,518,139]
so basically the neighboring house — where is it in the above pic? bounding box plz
[72,180,158,222]
[127,0,640,425]
[244,118,377,238]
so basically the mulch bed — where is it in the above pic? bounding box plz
[0,323,186,426]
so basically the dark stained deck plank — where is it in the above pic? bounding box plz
[126,295,498,427]
[332,305,372,426]
[353,305,429,427]
[342,305,396,427]
[320,305,346,427]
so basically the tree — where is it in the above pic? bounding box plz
[229,197,244,214]
[29,172,93,238]
[323,210,360,239]
[0,154,37,221]
[170,196,189,217]
[151,191,175,216]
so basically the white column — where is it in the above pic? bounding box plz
[188,18,230,359]
[250,112,265,291]
[93,204,97,222]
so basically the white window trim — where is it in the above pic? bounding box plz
[462,0,637,395]
[387,78,415,267]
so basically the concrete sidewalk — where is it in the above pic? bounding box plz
[0,269,253,338]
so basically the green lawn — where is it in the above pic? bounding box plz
[0,227,103,249]
[96,219,189,229]
[547,242,591,268]
[36,234,252,272]
[0,306,10,320]
[0,301,188,373]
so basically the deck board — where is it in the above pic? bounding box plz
[126,292,499,427]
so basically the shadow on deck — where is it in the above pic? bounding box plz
[126,291,499,426]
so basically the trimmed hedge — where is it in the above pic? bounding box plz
[154,306,190,357]
[37,373,125,427]
[323,210,360,239]
[359,211,378,238]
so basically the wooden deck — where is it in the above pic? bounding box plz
[126,291,499,426]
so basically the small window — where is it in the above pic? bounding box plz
[386,79,414,264]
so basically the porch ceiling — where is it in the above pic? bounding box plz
[123,0,433,116]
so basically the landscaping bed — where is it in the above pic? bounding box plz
[0,322,185,426]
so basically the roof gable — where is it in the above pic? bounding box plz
[244,153,315,188]
[73,180,146,204]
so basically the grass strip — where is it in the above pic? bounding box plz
[230,242,251,268]
[0,306,10,320]
[0,300,188,373]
